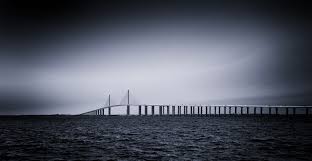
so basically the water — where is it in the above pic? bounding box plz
[1,116,312,160]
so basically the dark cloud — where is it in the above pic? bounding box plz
[0,0,311,114]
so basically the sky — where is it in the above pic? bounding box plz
[0,0,312,115]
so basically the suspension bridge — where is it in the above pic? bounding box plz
[80,90,312,116]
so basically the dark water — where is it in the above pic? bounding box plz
[1,116,312,160]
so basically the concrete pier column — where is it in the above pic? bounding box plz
[286,108,289,115]
[260,107,263,115]
[190,106,192,115]
[229,106,231,115]
[139,105,142,115]
[235,106,237,115]
[108,108,111,115]
[293,108,296,115]
[127,105,130,115]
[163,106,165,115]
[200,106,203,115]
[102,109,105,115]
[180,106,182,115]
[172,106,175,115]
[177,106,180,115]
[167,106,170,115]
[206,106,208,115]
[186,106,189,115]
[197,106,200,116]
[159,106,162,116]
[247,107,249,115]
[218,106,221,115]
[306,108,309,115]
[180,106,183,115]
[214,106,217,115]
[145,105,148,116]
[152,106,155,115]
[269,107,272,115]
[241,107,243,115]
[183,106,186,115]
[209,106,211,115]
[275,107,278,115]
[254,107,256,115]
[224,106,226,115]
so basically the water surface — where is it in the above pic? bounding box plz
[0,116,311,160]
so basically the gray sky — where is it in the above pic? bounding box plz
[0,0,311,114]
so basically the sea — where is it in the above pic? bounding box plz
[0,116,312,160]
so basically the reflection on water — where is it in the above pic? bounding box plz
[0,116,311,160]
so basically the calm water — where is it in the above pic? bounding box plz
[0,116,312,160]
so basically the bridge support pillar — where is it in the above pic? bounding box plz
[218,106,221,115]
[172,106,175,115]
[247,107,249,115]
[269,107,271,115]
[254,107,256,115]
[145,105,148,115]
[241,107,243,115]
[306,108,309,115]
[167,106,170,115]
[159,106,162,116]
[197,106,200,116]
[186,106,188,115]
[191,106,194,115]
[286,108,289,115]
[108,107,111,115]
[162,106,165,115]
[200,106,203,116]
[214,106,217,115]
[139,105,142,115]
[276,107,278,115]
[293,108,296,115]
[180,106,182,116]
[102,108,105,116]
[260,107,263,115]
[152,106,155,115]
[224,106,226,115]
[179,106,182,115]
[229,106,231,115]
[205,106,208,116]
[235,106,237,115]
[127,105,130,115]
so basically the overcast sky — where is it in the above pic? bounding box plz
[0,0,311,114]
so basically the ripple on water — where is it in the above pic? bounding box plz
[0,116,312,160]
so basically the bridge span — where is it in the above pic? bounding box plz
[80,90,312,116]
[81,104,312,116]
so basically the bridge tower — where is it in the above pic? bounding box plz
[108,94,111,115]
[127,89,130,115]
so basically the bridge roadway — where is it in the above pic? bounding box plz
[80,104,312,116]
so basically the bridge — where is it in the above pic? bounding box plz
[81,90,312,116]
